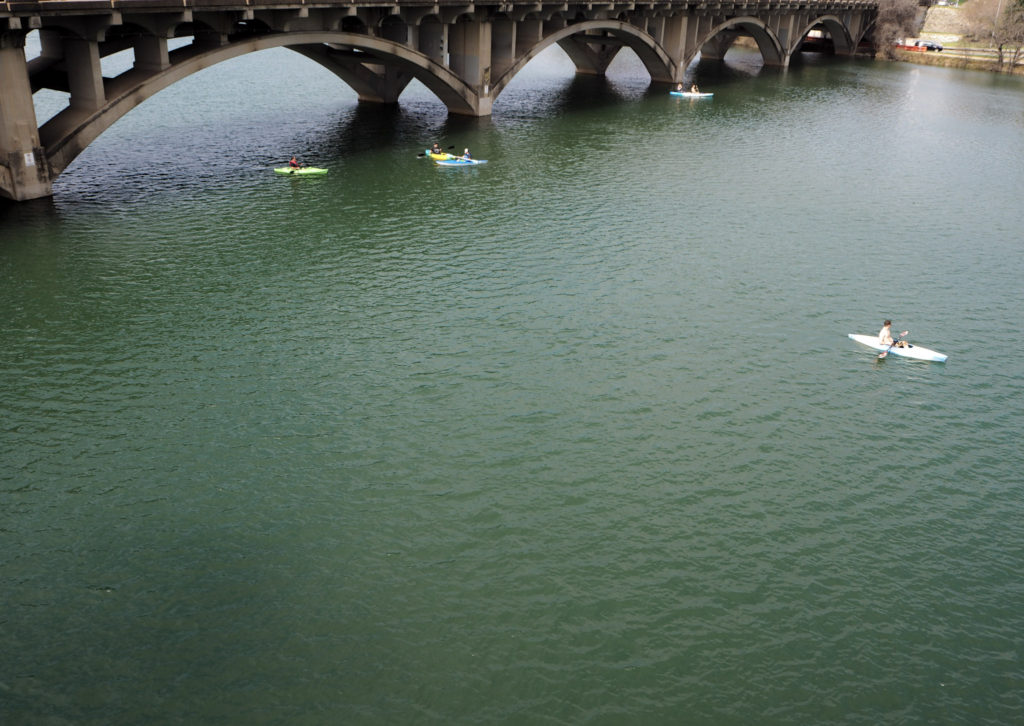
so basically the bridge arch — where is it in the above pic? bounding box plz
[792,15,856,56]
[41,31,479,176]
[694,17,786,67]
[491,20,675,98]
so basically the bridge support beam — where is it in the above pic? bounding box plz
[0,33,52,201]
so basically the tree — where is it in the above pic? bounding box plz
[872,0,923,59]
[995,0,1024,68]
[963,0,1004,41]
[965,0,1024,68]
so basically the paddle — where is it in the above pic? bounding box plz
[417,145,455,158]
[878,330,909,359]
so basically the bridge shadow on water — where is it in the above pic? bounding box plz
[319,104,421,160]
[315,101,499,160]
[0,195,59,229]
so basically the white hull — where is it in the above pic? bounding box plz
[848,334,948,362]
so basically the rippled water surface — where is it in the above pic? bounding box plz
[2,45,1024,725]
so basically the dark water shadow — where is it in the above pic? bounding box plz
[315,100,497,160]
[0,195,60,230]
[318,103,414,159]
[544,73,633,116]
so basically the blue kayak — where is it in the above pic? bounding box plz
[435,158,487,167]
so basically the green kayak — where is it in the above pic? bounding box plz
[274,167,328,176]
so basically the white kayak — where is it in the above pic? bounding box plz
[848,334,948,362]
[670,91,714,98]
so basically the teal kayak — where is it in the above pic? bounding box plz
[274,167,328,176]
[435,158,487,167]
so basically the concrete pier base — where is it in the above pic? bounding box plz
[0,36,52,201]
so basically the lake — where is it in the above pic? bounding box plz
[2,42,1023,725]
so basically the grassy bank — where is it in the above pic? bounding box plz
[894,48,1024,76]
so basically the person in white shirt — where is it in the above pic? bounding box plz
[878,320,907,348]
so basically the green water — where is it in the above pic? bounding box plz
[2,46,1023,725]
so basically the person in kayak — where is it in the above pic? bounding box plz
[690,83,700,93]
[430,143,442,155]
[878,320,907,347]
[461,148,472,160]
[676,83,684,92]
[289,156,303,169]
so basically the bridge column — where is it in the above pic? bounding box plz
[418,19,445,63]
[662,14,689,80]
[133,35,170,73]
[65,37,106,110]
[448,17,492,115]
[491,16,515,79]
[772,14,794,55]
[0,33,52,201]
[515,18,543,56]
[682,14,711,66]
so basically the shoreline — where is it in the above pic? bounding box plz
[892,48,1024,76]
[897,5,1024,76]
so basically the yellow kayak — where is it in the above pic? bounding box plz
[274,166,328,176]
[425,150,454,160]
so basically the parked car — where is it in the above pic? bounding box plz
[915,40,944,51]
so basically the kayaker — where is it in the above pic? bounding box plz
[690,83,699,93]
[289,156,302,169]
[878,320,907,348]
[430,143,442,154]
[676,83,684,92]
[462,148,472,160]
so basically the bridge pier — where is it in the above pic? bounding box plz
[0,31,52,201]
[448,17,493,113]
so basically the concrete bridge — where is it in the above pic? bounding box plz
[0,0,877,201]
